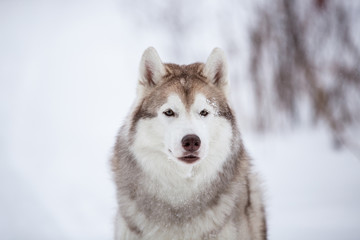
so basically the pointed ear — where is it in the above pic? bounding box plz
[203,48,229,90]
[139,47,166,87]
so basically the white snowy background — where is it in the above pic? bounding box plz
[1,1,359,239]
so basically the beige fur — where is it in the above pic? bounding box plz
[111,47,267,240]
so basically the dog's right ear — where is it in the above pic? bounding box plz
[139,47,165,88]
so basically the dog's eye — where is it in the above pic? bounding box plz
[200,109,209,117]
[163,109,175,117]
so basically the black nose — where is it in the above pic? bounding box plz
[181,134,201,152]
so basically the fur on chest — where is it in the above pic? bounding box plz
[117,163,248,239]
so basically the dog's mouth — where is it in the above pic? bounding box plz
[178,155,200,164]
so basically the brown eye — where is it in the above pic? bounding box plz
[200,109,209,117]
[163,109,175,117]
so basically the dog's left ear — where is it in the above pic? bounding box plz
[204,48,229,94]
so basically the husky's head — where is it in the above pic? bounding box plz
[129,47,236,178]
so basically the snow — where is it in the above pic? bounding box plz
[244,127,360,240]
[1,1,359,239]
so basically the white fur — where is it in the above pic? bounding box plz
[130,93,232,205]
[116,170,243,240]
[113,48,266,240]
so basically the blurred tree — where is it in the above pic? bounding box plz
[248,0,360,148]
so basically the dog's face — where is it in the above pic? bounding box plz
[160,93,220,164]
[129,48,235,177]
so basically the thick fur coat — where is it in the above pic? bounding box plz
[111,47,267,240]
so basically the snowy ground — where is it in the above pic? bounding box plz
[244,127,360,240]
[1,1,359,239]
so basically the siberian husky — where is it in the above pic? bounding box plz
[111,47,267,240]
